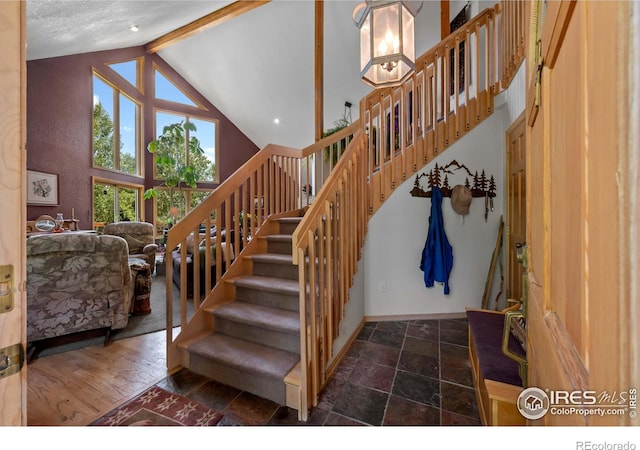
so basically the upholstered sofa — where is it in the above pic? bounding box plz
[171,228,238,296]
[103,221,158,268]
[26,233,132,345]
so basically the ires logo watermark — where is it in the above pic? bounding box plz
[517,387,637,420]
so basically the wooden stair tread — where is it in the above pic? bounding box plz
[284,362,301,385]
[187,333,299,380]
[175,329,212,349]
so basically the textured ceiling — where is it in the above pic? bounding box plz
[25,0,445,149]
[26,1,235,60]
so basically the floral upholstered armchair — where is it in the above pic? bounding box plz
[26,233,132,347]
[103,221,158,268]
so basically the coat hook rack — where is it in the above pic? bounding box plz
[410,160,497,221]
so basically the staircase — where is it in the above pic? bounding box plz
[176,214,304,406]
[163,2,525,421]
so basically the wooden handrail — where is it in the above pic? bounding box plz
[292,128,363,264]
[291,129,368,418]
[166,143,299,245]
[359,5,524,216]
[301,121,360,158]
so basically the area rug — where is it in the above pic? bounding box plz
[91,386,224,426]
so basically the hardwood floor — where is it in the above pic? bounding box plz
[27,330,173,426]
[27,319,480,426]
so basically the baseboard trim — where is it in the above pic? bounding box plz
[325,317,366,379]
[365,312,467,322]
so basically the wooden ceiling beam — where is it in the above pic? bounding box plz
[440,0,450,39]
[145,1,271,54]
[315,1,324,142]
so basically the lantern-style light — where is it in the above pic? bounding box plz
[354,1,423,88]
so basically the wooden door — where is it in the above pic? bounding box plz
[0,0,27,426]
[525,0,635,426]
[506,113,526,303]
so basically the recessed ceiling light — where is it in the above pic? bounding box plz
[273,118,280,125]
[130,25,139,32]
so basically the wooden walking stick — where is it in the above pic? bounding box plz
[482,216,504,310]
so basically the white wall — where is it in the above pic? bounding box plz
[358,60,526,319]
[331,257,366,362]
[323,1,372,128]
[450,1,469,21]
[323,0,444,129]
[415,1,447,56]
[326,1,473,359]
[330,63,526,353]
[497,62,527,125]
[322,0,501,129]
[329,2,526,339]
[363,109,507,317]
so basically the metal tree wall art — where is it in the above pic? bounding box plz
[410,160,497,221]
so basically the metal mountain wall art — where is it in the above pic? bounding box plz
[410,160,497,221]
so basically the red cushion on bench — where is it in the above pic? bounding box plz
[466,309,525,387]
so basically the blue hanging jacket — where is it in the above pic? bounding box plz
[419,187,453,294]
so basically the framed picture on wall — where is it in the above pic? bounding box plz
[27,170,59,206]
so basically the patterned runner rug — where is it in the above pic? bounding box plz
[91,386,226,426]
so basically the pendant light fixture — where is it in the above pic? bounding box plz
[353,1,423,88]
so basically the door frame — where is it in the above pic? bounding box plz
[0,0,27,426]
[505,111,526,304]
[525,0,634,425]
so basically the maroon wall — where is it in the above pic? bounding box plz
[27,46,259,227]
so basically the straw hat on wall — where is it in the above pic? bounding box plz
[451,185,472,215]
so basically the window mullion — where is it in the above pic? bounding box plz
[114,185,120,222]
[185,123,190,174]
[136,103,142,176]
[114,91,121,170]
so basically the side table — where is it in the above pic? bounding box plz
[155,252,166,276]
[128,257,152,315]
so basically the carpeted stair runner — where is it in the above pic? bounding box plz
[181,216,303,406]
[213,301,300,353]
[250,253,297,280]
[264,234,296,254]
[234,275,299,311]
[187,333,299,405]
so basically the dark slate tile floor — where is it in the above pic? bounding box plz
[156,318,481,426]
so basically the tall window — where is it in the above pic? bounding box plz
[154,188,213,236]
[108,59,141,91]
[93,178,143,228]
[154,111,217,183]
[154,68,200,108]
[93,72,141,175]
[151,112,217,235]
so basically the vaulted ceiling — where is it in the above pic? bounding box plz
[26,0,445,149]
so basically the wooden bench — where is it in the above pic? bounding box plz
[466,308,526,426]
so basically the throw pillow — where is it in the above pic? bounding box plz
[198,244,216,267]
[185,233,205,255]
[196,242,234,265]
